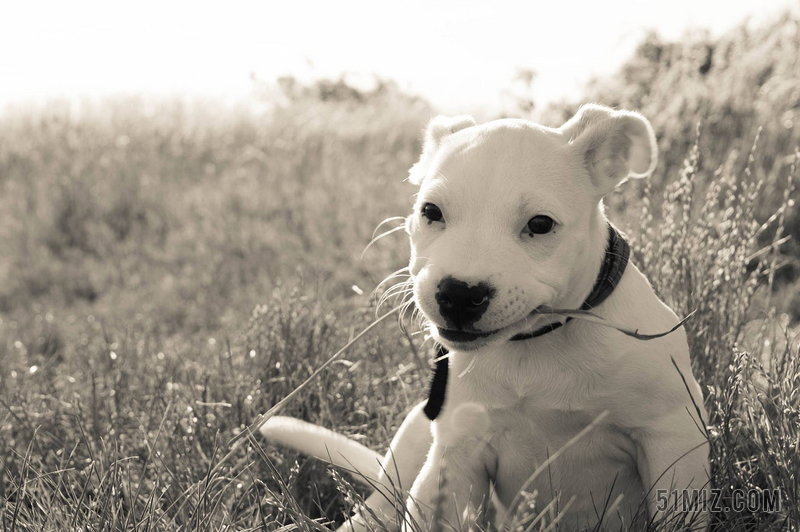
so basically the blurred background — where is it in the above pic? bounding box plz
[1,1,799,529]
[2,0,797,333]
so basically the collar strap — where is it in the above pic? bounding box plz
[424,223,630,420]
[578,223,630,312]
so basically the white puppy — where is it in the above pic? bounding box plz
[262,105,710,531]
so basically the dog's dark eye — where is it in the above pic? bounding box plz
[526,215,555,235]
[421,203,444,223]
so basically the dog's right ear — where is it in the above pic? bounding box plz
[408,115,476,185]
[560,104,657,196]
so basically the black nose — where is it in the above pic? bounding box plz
[435,277,495,329]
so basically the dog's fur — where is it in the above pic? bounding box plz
[262,105,710,531]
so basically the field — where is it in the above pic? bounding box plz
[1,12,799,532]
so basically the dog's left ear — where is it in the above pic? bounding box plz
[561,104,657,195]
[408,115,476,185]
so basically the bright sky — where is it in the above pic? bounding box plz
[1,0,796,115]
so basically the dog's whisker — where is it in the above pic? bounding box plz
[376,281,413,306]
[370,215,407,241]
[378,292,413,313]
[400,295,415,315]
[374,265,410,285]
[397,297,417,332]
[413,307,427,330]
[370,268,411,301]
[379,282,412,300]
[377,287,412,307]
[385,296,414,328]
[375,271,411,290]
[373,274,411,297]
[361,225,407,261]
[394,292,411,310]
[378,290,412,312]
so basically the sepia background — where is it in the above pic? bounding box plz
[1,1,799,530]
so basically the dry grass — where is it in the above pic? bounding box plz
[1,13,799,532]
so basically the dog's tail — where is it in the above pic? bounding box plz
[260,416,383,483]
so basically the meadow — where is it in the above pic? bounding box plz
[1,12,799,532]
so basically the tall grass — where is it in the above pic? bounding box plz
[0,89,431,529]
[629,133,798,530]
[1,13,799,532]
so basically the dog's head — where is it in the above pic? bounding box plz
[405,104,656,351]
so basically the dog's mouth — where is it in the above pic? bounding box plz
[432,306,556,349]
[436,327,498,343]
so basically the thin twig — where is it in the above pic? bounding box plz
[538,307,697,340]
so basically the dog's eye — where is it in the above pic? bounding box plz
[421,203,444,223]
[525,215,555,236]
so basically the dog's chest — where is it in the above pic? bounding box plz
[487,405,642,519]
[443,342,645,520]
[451,336,618,411]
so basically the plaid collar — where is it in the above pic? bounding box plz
[424,223,630,420]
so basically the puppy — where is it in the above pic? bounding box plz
[262,105,710,531]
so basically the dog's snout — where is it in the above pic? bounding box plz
[435,277,494,329]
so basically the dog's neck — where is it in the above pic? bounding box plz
[563,209,613,310]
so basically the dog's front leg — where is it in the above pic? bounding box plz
[341,402,433,532]
[634,408,711,530]
[405,438,491,532]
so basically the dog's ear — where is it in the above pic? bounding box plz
[408,115,476,185]
[561,104,657,194]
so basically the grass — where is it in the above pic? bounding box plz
[1,12,799,532]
